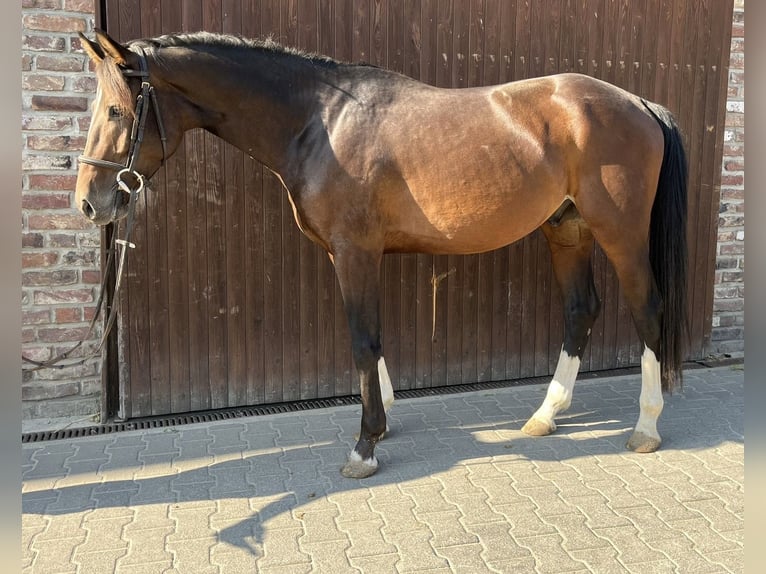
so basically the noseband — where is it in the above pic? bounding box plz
[78,45,168,184]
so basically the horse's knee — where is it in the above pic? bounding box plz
[350,336,379,372]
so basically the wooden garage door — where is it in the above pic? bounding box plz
[99,0,733,420]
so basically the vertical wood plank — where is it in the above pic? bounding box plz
[200,3,229,409]
[259,1,285,403]
[278,1,303,403]
[142,0,171,415]
[221,0,248,407]
[415,0,437,388]
[159,0,191,417]
[120,0,152,417]
[297,0,319,401]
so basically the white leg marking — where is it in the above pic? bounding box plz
[378,357,394,412]
[633,345,663,440]
[523,349,581,436]
[348,450,378,470]
[532,349,581,424]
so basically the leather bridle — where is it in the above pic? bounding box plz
[22,45,166,372]
[79,45,168,175]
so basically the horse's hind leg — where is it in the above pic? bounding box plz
[578,196,665,453]
[332,247,394,478]
[522,212,600,437]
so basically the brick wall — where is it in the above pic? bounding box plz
[711,0,745,357]
[21,0,101,422]
[20,1,745,424]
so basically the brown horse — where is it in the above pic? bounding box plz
[76,30,687,478]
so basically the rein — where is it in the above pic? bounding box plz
[22,46,163,372]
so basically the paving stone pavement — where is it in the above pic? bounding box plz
[22,365,744,573]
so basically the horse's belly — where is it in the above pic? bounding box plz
[385,183,557,255]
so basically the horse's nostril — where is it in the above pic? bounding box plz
[81,199,95,220]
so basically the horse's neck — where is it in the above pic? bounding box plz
[167,46,323,172]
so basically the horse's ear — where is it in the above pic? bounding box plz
[78,32,104,64]
[93,29,133,67]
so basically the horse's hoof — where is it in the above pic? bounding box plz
[626,431,661,453]
[340,453,379,479]
[522,417,555,436]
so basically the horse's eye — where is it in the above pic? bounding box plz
[108,106,124,119]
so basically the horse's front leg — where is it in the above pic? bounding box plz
[332,247,393,478]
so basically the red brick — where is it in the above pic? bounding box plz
[22,382,80,401]
[35,55,86,72]
[27,135,87,152]
[718,214,744,227]
[22,252,59,267]
[715,286,740,299]
[77,116,91,131]
[713,299,743,312]
[22,115,72,131]
[83,306,97,321]
[721,188,744,200]
[76,233,100,248]
[53,307,82,323]
[715,315,743,328]
[37,326,92,343]
[23,232,45,248]
[34,288,94,305]
[22,270,78,286]
[28,174,78,191]
[22,154,72,170]
[724,160,744,172]
[22,328,37,344]
[22,54,33,71]
[725,112,744,127]
[721,271,743,283]
[71,76,97,93]
[22,74,65,91]
[22,34,66,52]
[81,270,101,284]
[22,192,72,209]
[48,233,77,247]
[22,0,62,8]
[28,214,94,231]
[33,362,98,381]
[23,14,87,33]
[731,23,744,38]
[31,95,88,112]
[64,0,94,11]
[21,346,51,363]
[720,174,743,187]
[63,250,97,266]
[23,310,51,325]
[719,243,744,255]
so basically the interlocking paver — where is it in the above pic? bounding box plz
[21,365,743,573]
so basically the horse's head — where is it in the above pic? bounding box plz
[76,30,179,225]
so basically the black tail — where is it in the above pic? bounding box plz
[642,99,689,393]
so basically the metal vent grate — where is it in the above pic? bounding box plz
[22,360,729,444]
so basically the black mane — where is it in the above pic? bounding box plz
[131,31,346,69]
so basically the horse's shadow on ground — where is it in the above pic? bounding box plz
[23,378,743,556]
